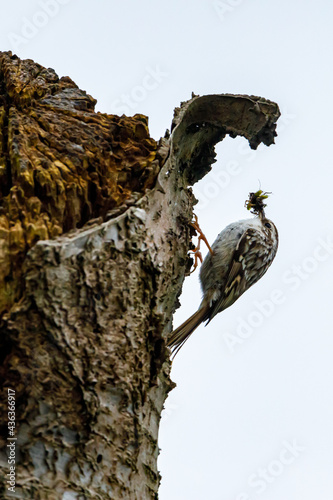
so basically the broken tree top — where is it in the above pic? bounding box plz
[0,51,280,318]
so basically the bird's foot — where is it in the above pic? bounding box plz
[189,244,203,274]
[190,214,214,255]
[189,214,214,273]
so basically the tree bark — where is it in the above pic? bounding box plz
[0,52,280,499]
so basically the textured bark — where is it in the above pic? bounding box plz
[0,51,160,317]
[0,53,280,499]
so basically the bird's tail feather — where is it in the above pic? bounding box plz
[167,304,210,356]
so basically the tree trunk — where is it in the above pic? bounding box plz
[0,52,280,499]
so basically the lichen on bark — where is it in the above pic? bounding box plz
[0,51,161,316]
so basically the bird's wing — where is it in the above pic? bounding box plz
[207,227,258,322]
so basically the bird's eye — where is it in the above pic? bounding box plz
[265,222,271,228]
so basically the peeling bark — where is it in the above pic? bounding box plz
[0,52,280,499]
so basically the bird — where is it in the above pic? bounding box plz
[167,191,279,355]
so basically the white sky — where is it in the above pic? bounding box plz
[2,1,333,499]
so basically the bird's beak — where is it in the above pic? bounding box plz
[259,209,266,221]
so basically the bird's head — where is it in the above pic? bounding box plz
[245,190,278,248]
[261,217,278,244]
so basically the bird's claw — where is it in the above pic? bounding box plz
[189,245,203,274]
[189,214,214,273]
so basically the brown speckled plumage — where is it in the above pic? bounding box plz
[168,214,278,354]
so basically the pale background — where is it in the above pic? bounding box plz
[2,1,333,499]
